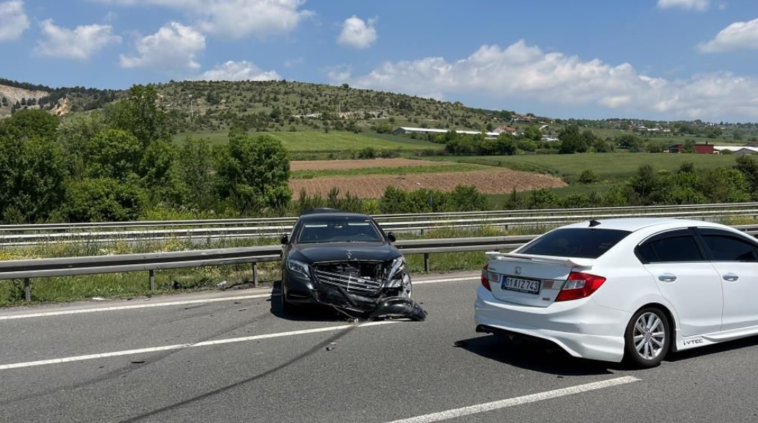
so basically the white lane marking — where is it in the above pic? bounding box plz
[414,276,478,285]
[386,376,640,423]
[0,275,479,321]
[0,294,273,321]
[0,321,396,371]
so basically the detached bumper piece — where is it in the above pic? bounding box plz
[370,297,426,322]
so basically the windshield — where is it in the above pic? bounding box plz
[519,228,631,259]
[297,217,383,244]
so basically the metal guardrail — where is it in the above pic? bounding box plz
[3,204,758,247]
[5,225,758,302]
[2,202,757,232]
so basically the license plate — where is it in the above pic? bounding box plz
[502,276,541,295]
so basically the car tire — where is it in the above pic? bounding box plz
[624,307,670,368]
[280,284,297,315]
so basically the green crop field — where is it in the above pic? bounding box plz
[432,153,739,182]
[176,130,443,152]
[291,163,486,179]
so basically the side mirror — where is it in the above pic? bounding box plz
[387,232,396,243]
[280,234,289,245]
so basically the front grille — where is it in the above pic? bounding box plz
[314,269,383,294]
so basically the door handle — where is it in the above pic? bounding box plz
[658,274,677,282]
[723,273,740,282]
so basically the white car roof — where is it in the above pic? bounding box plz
[561,218,726,232]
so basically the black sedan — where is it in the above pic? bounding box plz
[280,210,421,319]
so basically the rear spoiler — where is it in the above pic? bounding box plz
[485,252,595,269]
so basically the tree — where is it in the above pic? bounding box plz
[628,165,660,205]
[178,137,215,209]
[682,139,696,154]
[616,134,642,150]
[523,125,542,141]
[578,169,598,184]
[60,177,148,222]
[593,138,612,153]
[86,129,142,181]
[105,85,171,147]
[57,112,107,180]
[558,125,587,154]
[0,134,66,223]
[214,132,291,211]
[0,109,60,140]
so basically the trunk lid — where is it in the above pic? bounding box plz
[485,252,595,307]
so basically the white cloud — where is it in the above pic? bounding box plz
[699,18,758,52]
[284,57,304,68]
[348,39,758,120]
[35,20,121,60]
[325,65,352,82]
[198,60,280,81]
[120,22,205,72]
[657,0,710,11]
[337,15,377,49]
[89,0,312,39]
[0,0,29,41]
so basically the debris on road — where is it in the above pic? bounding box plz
[216,281,227,289]
[91,297,105,301]
[326,343,337,352]
[453,340,468,348]
[369,297,427,322]
[130,360,145,364]
[172,281,183,290]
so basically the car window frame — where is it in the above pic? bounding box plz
[694,228,758,263]
[635,228,708,265]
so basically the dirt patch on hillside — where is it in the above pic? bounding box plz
[290,158,455,171]
[289,168,567,198]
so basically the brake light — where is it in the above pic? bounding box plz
[481,264,492,291]
[555,272,606,302]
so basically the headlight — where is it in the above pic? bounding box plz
[287,259,310,277]
[385,257,406,286]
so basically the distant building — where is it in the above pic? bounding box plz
[541,136,560,142]
[393,127,499,138]
[493,125,517,134]
[715,146,758,155]
[669,143,715,154]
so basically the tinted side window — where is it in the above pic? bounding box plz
[703,235,758,262]
[638,235,703,263]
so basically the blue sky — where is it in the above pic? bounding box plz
[2,0,758,121]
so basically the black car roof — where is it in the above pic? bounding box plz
[298,212,372,221]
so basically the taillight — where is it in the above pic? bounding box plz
[555,272,606,302]
[481,264,492,291]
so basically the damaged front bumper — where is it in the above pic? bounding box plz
[283,259,425,321]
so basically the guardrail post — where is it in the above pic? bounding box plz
[424,253,430,273]
[251,262,259,288]
[149,270,155,291]
[24,278,31,301]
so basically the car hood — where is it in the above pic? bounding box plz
[292,242,400,263]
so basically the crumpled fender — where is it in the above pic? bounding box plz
[369,297,427,321]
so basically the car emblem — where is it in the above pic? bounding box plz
[347,250,352,260]
[515,266,522,275]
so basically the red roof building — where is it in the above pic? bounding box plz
[668,143,715,154]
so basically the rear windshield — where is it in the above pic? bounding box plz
[297,217,383,244]
[519,228,631,259]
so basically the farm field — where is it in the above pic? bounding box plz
[176,130,443,151]
[290,158,454,171]
[585,128,748,146]
[289,168,566,199]
[291,162,484,179]
[429,153,739,182]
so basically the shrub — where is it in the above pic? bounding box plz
[578,169,599,184]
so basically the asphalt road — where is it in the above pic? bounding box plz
[1,271,758,422]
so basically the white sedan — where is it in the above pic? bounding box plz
[475,218,758,368]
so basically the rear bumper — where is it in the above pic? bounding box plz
[474,285,629,363]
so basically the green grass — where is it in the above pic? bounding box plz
[430,153,739,182]
[291,163,486,179]
[176,130,443,152]
[586,128,748,146]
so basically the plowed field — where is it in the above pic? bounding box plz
[289,168,567,198]
[290,158,454,171]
